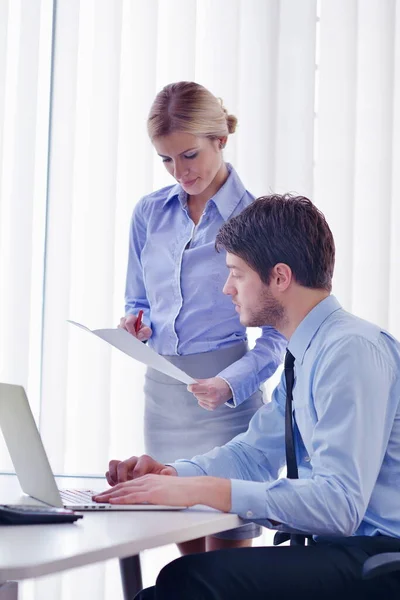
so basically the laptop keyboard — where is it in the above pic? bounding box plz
[59,489,97,505]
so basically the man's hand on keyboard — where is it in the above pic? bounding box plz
[93,475,232,511]
[105,454,177,486]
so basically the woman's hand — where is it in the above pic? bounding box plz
[105,454,177,486]
[188,377,233,410]
[119,314,152,342]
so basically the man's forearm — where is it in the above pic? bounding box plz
[190,476,232,512]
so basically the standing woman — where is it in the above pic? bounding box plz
[119,82,286,553]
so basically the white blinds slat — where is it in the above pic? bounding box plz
[274,0,317,196]
[389,2,400,338]
[314,0,357,310]
[352,0,396,328]
[236,0,280,196]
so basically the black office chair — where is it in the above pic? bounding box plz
[273,532,315,546]
[363,553,400,579]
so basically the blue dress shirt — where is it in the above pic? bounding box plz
[173,296,400,538]
[125,164,286,406]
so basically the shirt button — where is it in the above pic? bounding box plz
[304,456,311,462]
[246,510,253,518]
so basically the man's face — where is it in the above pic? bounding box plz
[223,253,285,329]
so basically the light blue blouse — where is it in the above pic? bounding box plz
[125,164,286,406]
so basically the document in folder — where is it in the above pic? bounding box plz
[67,321,196,385]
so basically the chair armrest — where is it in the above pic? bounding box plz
[363,553,400,579]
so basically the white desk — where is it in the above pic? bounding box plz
[0,474,242,599]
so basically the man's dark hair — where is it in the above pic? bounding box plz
[215,194,335,291]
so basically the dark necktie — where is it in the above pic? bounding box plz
[284,350,298,480]
[273,349,306,546]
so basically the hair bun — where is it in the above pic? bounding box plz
[226,113,238,134]
[219,99,238,134]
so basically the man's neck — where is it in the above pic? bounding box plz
[279,289,330,340]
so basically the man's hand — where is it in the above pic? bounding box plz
[93,475,232,512]
[188,377,233,410]
[106,454,177,486]
[119,314,152,342]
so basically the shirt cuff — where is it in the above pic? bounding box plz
[230,479,269,519]
[217,377,237,408]
[218,368,258,407]
[168,460,207,478]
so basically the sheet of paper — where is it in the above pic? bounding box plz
[67,320,196,385]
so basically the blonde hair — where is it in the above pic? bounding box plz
[147,81,237,141]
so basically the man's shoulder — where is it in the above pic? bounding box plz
[326,308,382,339]
[316,309,400,370]
[324,309,382,342]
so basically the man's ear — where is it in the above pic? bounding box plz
[271,263,292,292]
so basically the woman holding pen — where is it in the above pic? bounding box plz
[117,82,286,554]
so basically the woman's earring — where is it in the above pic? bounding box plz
[219,142,225,149]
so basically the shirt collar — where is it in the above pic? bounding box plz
[288,295,342,365]
[164,182,182,206]
[162,163,247,221]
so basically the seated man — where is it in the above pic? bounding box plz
[95,194,400,600]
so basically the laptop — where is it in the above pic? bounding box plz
[0,383,184,511]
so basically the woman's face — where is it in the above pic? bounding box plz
[153,131,225,197]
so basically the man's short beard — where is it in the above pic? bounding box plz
[246,288,286,330]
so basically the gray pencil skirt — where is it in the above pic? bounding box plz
[144,342,263,540]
